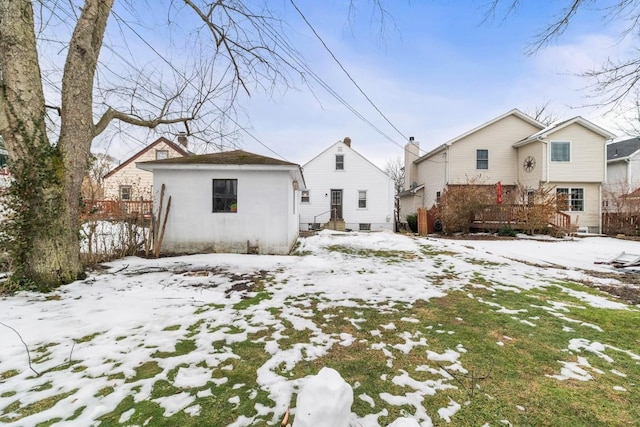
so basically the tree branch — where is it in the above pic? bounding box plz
[94,108,193,137]
[0,321,40,377]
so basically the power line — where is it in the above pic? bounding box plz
[289,0,409,142]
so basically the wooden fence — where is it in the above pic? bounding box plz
[81,199,153,221]
[602,212,640,236]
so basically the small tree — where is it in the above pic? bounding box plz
[437,176,492,233]
[385,157,404,232]
[513,184,560,235]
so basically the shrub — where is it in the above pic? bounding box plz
[497,225,517,237]
[406,214,418,233]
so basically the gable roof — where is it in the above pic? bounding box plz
[104,137,190,179]
[607,137,640,162]
[416,109,545,164]
[513,116,616,147]
[138,149,306,188]
[303,139,391,178]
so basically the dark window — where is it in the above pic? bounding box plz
[570,188,584,211]
[359,223,371,231]
[358,190,367,208]
[436,191,441,204]
[213,179,238,213]
[301,190,310,203]
[336,154,344,170]
[120,185,132,200]
[156,150,169,160]
[551,142,570,162]
[476,149,488,169]
[527,190,535,207]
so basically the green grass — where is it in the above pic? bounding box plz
[2,245,639,426]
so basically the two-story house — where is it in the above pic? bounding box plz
[605,137,640,212]
[299,137,394,231]
[103,135,191,201]
[401,109,615,233]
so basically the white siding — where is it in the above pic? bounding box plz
[103,141,186,200]
[549,182,601,233]
[447,115,541,185]
[299,141,394,231]
[153,169,298,254]
[517,142,545,189]
[546,124,607,182]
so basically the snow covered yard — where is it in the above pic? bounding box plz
[1,231,639,426]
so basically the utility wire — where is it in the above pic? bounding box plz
[289,0,409,142]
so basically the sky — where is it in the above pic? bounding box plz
[0,229,637,425]
[86,0,638,170]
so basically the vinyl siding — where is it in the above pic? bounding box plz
[546,124,607,182]
[299,141,394,230]
[447,115,541,184]
[517,142,545,189]
[549,181,601,233]
[103,141,187,200]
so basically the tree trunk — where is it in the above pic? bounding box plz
[0,0,113,288]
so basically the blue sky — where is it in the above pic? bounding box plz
[96,0,635,169]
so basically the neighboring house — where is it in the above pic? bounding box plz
[604,137,640,211]
[137,150,305,255]
[299,137,394,231]
[103,135,190,201]
[401,109,615,233]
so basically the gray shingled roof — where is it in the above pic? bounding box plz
[607,137,640,161]
[140,149,297,166]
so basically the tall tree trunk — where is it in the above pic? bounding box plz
[0,0,113,288]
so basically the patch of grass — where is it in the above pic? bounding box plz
[30,382,53,392]
[35,417,62,427]
[0,391,16,398]
[66,405,85,421]
[233,290,271,310]
[44,295,61,301]
[1,390,77,422]
[125,361,163,383]
[420,244,458,257]
[326,245,417,262]
[75,332,102,343]
[94,386,114,397]
[0,369,19,380]
[152,339,196,358]
[162,324,181,331]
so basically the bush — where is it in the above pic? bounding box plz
[406,214,418,233]
[497,225,517,237]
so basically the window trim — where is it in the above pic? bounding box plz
[476,149,488,170]
[155,149,169,160]
[358,190,367,209]
[212,179,238,213]
[301,190,310,203]
[335,154,344,170]
[119,185,132,200]
[359,223,371,231]
[550,141,571,162]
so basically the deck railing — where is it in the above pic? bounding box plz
[470,204,572,232]
[82,199,153,221]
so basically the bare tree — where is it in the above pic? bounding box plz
[385,157,404,231]
[487,0,640,109]
[0,1,389,289]
[81,152,117,200]
[525,100,560,126]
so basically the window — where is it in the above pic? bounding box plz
[335,154,344,170]
[119,185,132,200]
[359,223,371,231]
[213,179,238,213]
[156,150,168,160]
[551,141,570,162]
[476,149,488,169]
[358,190,367,208]
[436,191,441,204]
[556,187,583,211]
[301,190,310,203]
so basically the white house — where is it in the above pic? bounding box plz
[401,109,615,233]
[137,150,305,255]
[606,137,640,202]
[299,137,394,232]
[103,135,190,201]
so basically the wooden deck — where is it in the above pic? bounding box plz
[469,204,573,232]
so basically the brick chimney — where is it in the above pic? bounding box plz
[177,131,188,148]
[343,136,351,147]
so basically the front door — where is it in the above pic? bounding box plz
[330,189,343,220]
